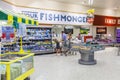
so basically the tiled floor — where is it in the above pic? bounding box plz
[30,47,120,80]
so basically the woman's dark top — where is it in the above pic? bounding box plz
[56,41,60,49]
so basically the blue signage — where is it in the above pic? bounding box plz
[22,11,38,20]
[40,13,87,23]
[21,10,90,25]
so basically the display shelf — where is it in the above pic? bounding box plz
[29,39,51,41]
[3,27,54,54]
[1,43,17,54]
[0,53,34,80]
[26,27,53,54]
[32,49,54,54]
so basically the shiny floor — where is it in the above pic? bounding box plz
[30,47,120,80]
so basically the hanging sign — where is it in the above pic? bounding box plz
[93,15,120,26]
[87,9,94,24]
[21,10,92,25]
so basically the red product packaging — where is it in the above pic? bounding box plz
[2,33,6,39]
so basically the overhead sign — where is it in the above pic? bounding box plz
[93,15,120,26]
[21,10,91,25]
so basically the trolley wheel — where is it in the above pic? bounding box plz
[24,77,30,80]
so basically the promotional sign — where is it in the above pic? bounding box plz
[22,10,91,25]
[80,28,90,34]
[84,36,93,42]
[16,23,26,37]
[1,26,14,43]
[96,27,107,34]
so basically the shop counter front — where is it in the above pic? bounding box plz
[0,53,34,80]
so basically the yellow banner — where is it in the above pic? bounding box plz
[32,19,34,25]
[8,14,13,24]
[18,17,22,23]
[36,21,39,25]
[26,19,29,24]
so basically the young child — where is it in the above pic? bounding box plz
[54,39,61,55]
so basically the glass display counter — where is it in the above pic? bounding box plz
[0,53,34,80]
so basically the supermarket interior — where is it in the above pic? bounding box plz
[1,0,120,80]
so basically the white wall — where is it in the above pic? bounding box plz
[90,26,96,37]
[0,0,15,11]
[95,8,120,17]
[1,0,120,17]
[15,3,120,17]
[91,26,116,39]
[107,27,116,39]
[73,27,80,38]
[26,0,120,17]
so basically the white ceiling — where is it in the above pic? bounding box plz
[3,0,120,10]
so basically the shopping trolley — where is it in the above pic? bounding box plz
[69,43,80,55]
[61,40,81,56]
[61,40,70,56]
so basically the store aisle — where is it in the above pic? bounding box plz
[30,47,120,80]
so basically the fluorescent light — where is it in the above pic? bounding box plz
[88,0,91,5]
[88,0,93,6]
[91,0,93,5]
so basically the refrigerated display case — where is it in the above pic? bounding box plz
[26,27,54,54]
[0,53,34,80]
